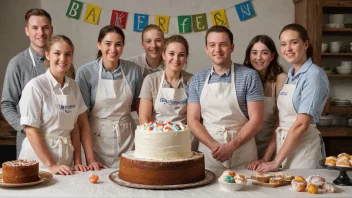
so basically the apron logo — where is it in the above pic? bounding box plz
[58,104,76,114]
[280,92,287,96]
[160,98,187,105]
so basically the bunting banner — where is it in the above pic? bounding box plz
[65,0,256,33]
[83,4,101,24]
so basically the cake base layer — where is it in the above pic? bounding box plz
[119,151,205,185]
[2,161,40,184]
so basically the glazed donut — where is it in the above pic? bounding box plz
[306,175,325,188]
[269,177,283,184]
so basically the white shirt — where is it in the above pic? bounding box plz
[20,70,87,134]
[127,53,164,78]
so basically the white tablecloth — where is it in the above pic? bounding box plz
[0,168,351,198]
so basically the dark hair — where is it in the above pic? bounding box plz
[279,23,313,59]
[243,35,284,83]
[141,24,164,41]
[96,25,125,59]
[25,8,51,25]
[163,35,189,57]
[205,25,233,45]
[45,35,75,78]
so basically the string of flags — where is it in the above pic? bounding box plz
[66,0,256,34]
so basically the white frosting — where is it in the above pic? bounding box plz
[134,126,192,160]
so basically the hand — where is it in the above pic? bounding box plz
[72,164,89,172]
[246,159,265,170]
[256,160,280,173]
[48,164,73,175]
[212,142,235,162]
[88,161,107,171]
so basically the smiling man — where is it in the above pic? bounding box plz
[1,8,53,158]
[187,25,265,169]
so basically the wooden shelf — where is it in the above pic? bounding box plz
[318,127,352,137]
[321,53,352,56]
[327,74,352,78]
[323,28,352,32]
[323,105,352,113]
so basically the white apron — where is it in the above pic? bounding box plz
[255,82,276,159]
[276,83,322,169]
[199,65,257,169]
[19,75,76,168]
[89,59,135,168]
[154,71,198,150]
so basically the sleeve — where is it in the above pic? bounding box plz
[134,66,143,103]
[246,71,264,102]
[0,61,24,131]
[75,67,91,112]
[19,82,42,128]
[139,75,153,100]
[297,74,329,119]
[188,75,200,104]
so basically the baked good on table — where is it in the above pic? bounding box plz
[336,159,351,167]
[119,121,205,185]
[251,172,272,183]
[269,177,283,184]
[307,184,318,194]
[2,159,40,184]
[234,174,247,184]
[291,180,306,192]
[322,182,337,193]
[306,175,325,188]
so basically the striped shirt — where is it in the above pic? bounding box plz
[188,63,264,117]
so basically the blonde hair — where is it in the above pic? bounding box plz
[44,35,76,79]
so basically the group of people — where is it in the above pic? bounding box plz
[1,8,329,175]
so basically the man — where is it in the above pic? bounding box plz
[1,8,53,157]
[187,25,264,169]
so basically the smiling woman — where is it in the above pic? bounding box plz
[18,35,92,175]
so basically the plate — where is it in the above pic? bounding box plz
[0,171,53,188]
[319,159,352,171]
[109,170,216,190]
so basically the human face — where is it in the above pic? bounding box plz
[142,29,164,59]
[250,41,274,73]
[45,41,73,76]
[205,32,234,67]
[25,16,53,52]
[162,42,187,72]
[97,32,124,64]
[280,30,308,67]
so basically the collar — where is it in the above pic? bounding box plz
[99,58,121,74]
[29,46,45,61]
[288,58,313,78]
[210,62,233,77]
[143,53,164,71]
[46,69,70,89]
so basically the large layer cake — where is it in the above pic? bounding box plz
[2,160,40,183]
[119,121,205,185]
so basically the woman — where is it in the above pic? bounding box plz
[139,35,198,150]
[243,35,287,170]
[19,35,96,175]
[128,24,164,78]
[256,24,329,172]
[76,25,143,168]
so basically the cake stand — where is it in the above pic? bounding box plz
[319,159,352,186]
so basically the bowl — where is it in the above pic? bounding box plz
[330,46,341,53]
[218,178,245,192]
[341,61,352,67]
[336,66,352,74]
[336,24,345,28]
[329,14,344,24]
[317,117,333,127]
[325,23,337,28]
[322,43,328,52]
[332,99,351,106]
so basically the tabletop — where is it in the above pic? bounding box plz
[0,168,351,198]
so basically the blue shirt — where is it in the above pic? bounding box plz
[188,63,264,117]
[286,58,329,123]
[75,59,143,112]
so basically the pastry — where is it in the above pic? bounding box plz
[322,182,337,193]
[337,156,349,162]
[325,157,336,166]
[338,153,350,159]
[225,170,236,177]
[274,172,284,179]
[234,174,247,184]
[336,159,351,167]
[283,173,294,180]
[294,176,307,184]
[291,180,306,192]
[307,184,318,194]
[269,177,283,184]
[2,160,40,183]
[251,172,272,183]
[306,175,325,188]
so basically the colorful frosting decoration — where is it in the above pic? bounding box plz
[141,121,187,132]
